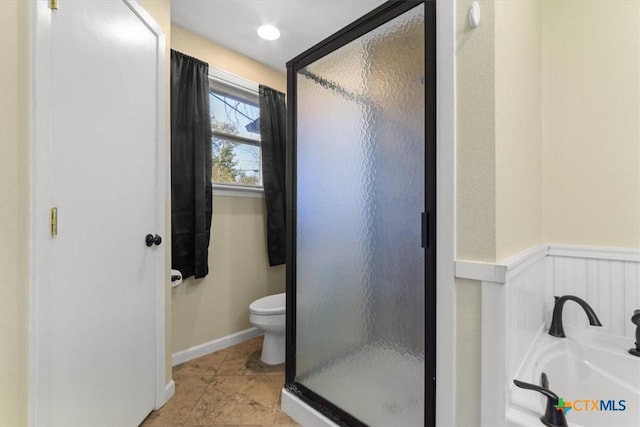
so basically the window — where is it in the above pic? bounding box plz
[209,72,261,189]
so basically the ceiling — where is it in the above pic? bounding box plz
[170,0,386,71]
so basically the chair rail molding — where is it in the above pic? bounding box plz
[548,244,640,262]
[454,244,549,284]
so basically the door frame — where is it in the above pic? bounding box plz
[435,1,457,426]
[29,0,169,423]
[285,1,438,425]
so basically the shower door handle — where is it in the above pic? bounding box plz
[421,212,429,249]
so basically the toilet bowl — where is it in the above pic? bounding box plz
[249,292,285,365]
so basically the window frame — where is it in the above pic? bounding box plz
[208,67,263,196]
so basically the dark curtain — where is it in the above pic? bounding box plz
[259,85,287,266]
[171,50,212,279]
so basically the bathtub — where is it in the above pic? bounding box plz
[507,326,640,427]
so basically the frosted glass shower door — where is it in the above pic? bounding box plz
[289,3,431,426]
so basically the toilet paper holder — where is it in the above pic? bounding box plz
[170,269,182,288]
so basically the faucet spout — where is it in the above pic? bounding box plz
[629,309,640,357]
[548,295,602,338]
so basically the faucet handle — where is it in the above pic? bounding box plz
[540,371,549,389]
[514,373,568,427]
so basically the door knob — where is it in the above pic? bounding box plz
[145,234,162,247]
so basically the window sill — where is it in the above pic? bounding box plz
[213,184,264,198]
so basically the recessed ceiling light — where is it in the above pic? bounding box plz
[257,24,280,41]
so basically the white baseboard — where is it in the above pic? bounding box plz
[156,380,175,410]
[171,327,262,366]
[281,389,339,427]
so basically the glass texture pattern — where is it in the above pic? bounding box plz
[295,4,426,426]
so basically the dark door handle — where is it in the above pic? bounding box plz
[145,234,162,247]
[421,212,429,248]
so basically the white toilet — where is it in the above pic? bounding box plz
[249,292,286,365]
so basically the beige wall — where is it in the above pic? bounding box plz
[456,0,497,264]
[170,26,286,353]
[172,25,286,93]
[0,1,31,425]
[457,0,544,264]
[456,1,543,424]
[456,0,496,426]
[542,0,640,248]
[455,1,496,425]
[171,196,286,352]
[495,0,542,261]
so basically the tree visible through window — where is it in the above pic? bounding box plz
[210,84,261,187]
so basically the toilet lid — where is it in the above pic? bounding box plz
[249,292,285,315]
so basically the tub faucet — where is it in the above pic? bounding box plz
[513,372,567,427]
[629,309,640,357]
[548,295,602,338]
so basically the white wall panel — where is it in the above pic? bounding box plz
[554,255,639,339]
[553,257,587,327]
[624,262,640,338]
[505,257,549,380]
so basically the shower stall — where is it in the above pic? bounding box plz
[285,1,435,425]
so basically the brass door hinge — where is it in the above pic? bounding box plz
[51,207,58,236]
[49,0,58,10]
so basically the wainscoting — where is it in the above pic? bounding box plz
[549,245,640,339]
[455,244,640,426]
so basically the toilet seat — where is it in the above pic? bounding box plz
[249,292,285,315]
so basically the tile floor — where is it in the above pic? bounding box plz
[140,337,299,427]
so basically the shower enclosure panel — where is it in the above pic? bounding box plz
[286,1,435,425]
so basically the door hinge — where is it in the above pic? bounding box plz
[49,0,58,10]
[51,207,58,236]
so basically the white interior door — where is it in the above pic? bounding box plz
[33,1,165,425]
